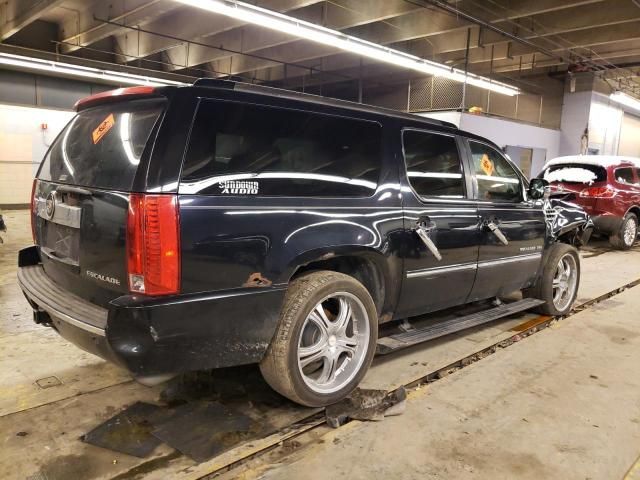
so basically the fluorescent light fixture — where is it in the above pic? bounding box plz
[0,52,186,87]
[176,0,520,96]
[610,91,640,111]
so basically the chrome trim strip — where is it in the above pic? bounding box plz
[40,247,80,267]
[36,198,81,228]
[478,252,542,268]
[407,252,543,278]
[407,262,477,279]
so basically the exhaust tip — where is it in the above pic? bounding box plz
[134,373,176,387]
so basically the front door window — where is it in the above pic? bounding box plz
[469,142,523,202]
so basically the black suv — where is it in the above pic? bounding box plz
[18,80,591,407]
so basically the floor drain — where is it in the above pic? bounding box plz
[36,376,62,389]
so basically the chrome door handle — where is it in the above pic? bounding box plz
[414,221,442,261]
[485,220,509,246]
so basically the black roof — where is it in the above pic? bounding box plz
[190,78,458,130]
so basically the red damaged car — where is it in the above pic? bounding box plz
[540,156,640,249]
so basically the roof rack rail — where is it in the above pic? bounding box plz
[192,78,236,89]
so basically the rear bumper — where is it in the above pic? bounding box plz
[17,257,286,377]
[17,264,116,366]
[591,215,623,235]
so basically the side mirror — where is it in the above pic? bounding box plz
[528,178,548,200]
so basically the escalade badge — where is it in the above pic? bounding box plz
[86,270,121,286]
[44,191,56,220]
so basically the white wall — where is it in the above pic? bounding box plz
[418,111,462,127]
[559,91,591,156]
[558,90,640,157]
[460,114,560,163]
[588,92,624,156]
[458,113,560,167]
[0,104,73,205]
[618,113,640,157]
[531,148,547,177]
[419,111,561,177]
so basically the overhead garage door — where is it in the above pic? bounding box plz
[618,113,640,157]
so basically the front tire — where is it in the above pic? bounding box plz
[609,213,638,250]
[525,243,580,316]
[260,271,378,407]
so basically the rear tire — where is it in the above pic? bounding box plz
[260,271,378,407]
[609,213,638,250]
[525,243,580,316]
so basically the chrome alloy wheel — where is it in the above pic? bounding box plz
[297,292,370,394]
[624,217,637,247]
[552,253,578,312]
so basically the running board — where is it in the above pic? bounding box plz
[376,298,546,355]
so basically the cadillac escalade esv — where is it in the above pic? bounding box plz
[18,80,591,407]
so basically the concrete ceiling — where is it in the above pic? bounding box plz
[1,0,640,96]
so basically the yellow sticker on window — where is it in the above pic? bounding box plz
[92,113,115,144]
[480,153,494,176]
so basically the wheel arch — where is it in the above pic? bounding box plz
[626,205,640,221]
[286,247,398,321]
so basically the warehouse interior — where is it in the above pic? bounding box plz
[1,1,640,479]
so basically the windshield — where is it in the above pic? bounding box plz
[542,163,607,185]
[38,98,166,190]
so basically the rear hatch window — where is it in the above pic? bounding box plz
[38,98,166,190]
[541,163,607,185]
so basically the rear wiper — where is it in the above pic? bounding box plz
[55,185,92,196]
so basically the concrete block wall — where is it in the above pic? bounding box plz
[0,68,111,207]
[0,104,73,206]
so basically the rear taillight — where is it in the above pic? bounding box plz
[127,194,180,296]
[579,186,616,198]
[31,179,38,243]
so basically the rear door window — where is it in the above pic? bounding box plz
[469,141,523,202]
[38,98,166,190]
[615,167,635,185]
[402,130,465,198]
[179,99,382,197]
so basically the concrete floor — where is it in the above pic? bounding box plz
[252,286,640,480]
[1,209,640,479]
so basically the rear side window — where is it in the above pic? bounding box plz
[180,100,382,196]
[402,130,465,198]
[39,98,166,190]
[615,167,635,185]
[542,163,607,185]
[469,141,522,202]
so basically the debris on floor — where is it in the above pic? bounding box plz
[325,386,407,428]
[81,368,284,463]
[151,401,255,462]
[81,402,169,458]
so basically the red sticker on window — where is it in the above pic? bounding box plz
[92,113,115,144]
